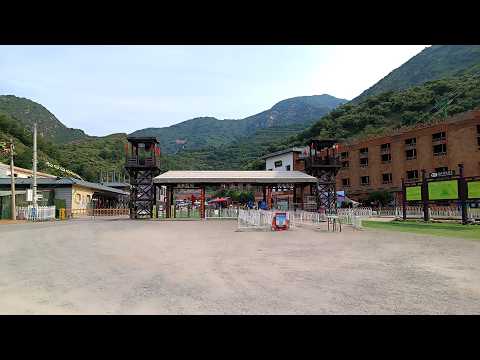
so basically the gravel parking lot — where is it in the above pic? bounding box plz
[1,219,479,314]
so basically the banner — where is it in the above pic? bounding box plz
[406,186,422,201]
[45,161,84,181]
[428,180,459,200]
[468,181,480,199]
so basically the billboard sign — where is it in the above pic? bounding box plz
[429,170,454,178]
[406,186,422,201]
[428,180,459,200]
[468,181,480,199]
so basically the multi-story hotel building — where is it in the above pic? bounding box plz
[336,109,480,203]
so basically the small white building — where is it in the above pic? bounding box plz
[262,147,308,171]
[0,162,57,179]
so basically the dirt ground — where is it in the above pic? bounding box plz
[1,219,479,314]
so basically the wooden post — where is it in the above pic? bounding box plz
[459,164,468,225]
[200,185,205,219]
[267,186,272,209]
[421,169,429,222]
[401,178,407,221]
[299,184,304,211]
[166,186,172,218]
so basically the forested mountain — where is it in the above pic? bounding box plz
[279,67,480,152]
[0,95,89,143]
[3,46,480,180]
[130,94,347,153]
[0,94,345,181]
[352,45,480,104]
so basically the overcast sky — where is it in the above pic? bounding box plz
[0,45,428,136]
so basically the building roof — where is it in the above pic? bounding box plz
[100,182,131,188]
[126,136,159,144]
[0,162,56,178]
[154,170,318,184]
[261,147,306,160]
[0,177,129,195]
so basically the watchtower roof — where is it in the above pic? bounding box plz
[126,136,159,144]
[310,138,338,149]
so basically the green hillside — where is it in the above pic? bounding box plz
[352,45,480,103]
[130,95,346,153]
[293,68,480,148]
[0,95,89,143]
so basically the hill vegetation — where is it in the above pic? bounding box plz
[2,46,480,180]
[131,95,347,153]
[352,45,480,103]
[0,95,89,143]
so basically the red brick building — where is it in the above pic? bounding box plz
[336,109,480,203]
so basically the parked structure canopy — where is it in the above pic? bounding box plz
[154,171,318,185]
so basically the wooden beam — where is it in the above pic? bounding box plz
[200,185,206,219]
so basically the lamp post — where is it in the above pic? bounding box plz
[32,121,38,210]
[10,140,16,220]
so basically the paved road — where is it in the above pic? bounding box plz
[1,219,479,314]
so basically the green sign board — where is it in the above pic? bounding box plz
[406,186,422,201]
[468,181,480,199]
[428,180,459,200]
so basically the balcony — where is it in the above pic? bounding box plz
[125,156,160,169]
[304,157,341,169]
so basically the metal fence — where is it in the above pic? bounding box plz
[206,207,239,219]
[373,206,480,220]
[238,209,276,230]
[16,206,56,221]
[336,206,480,221]
[291,210,325,227]
[70,208,130,217]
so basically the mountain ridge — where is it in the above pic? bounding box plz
[351,45,480,104]
[130,94,347,153]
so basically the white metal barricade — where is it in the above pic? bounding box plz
[16,206,56,221]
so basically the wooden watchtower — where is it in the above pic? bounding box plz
[303,138,341,213]
[124,136,161,219]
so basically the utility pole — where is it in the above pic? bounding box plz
[32,121,38,210]
[10,139,16,220]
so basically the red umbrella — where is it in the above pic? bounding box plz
[208,197,229,203]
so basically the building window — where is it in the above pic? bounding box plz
[435,166,448,173]
[341,161,350,168]
[405,138,416,147]
[433,143,447,156]
[477,137,480,147]
[340,151,349,159]
[381,153,392,163]
[432,131,446,142]
[406,148,417,160]
[274,160,282,168]
[406,170,419,181]
[380,143,391,151]
[359,147,368,156]
[382,173,393,184]
[360,158,368,167]
[342,178,350,187]
[285,165,291,171]
[360,176,370,185]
